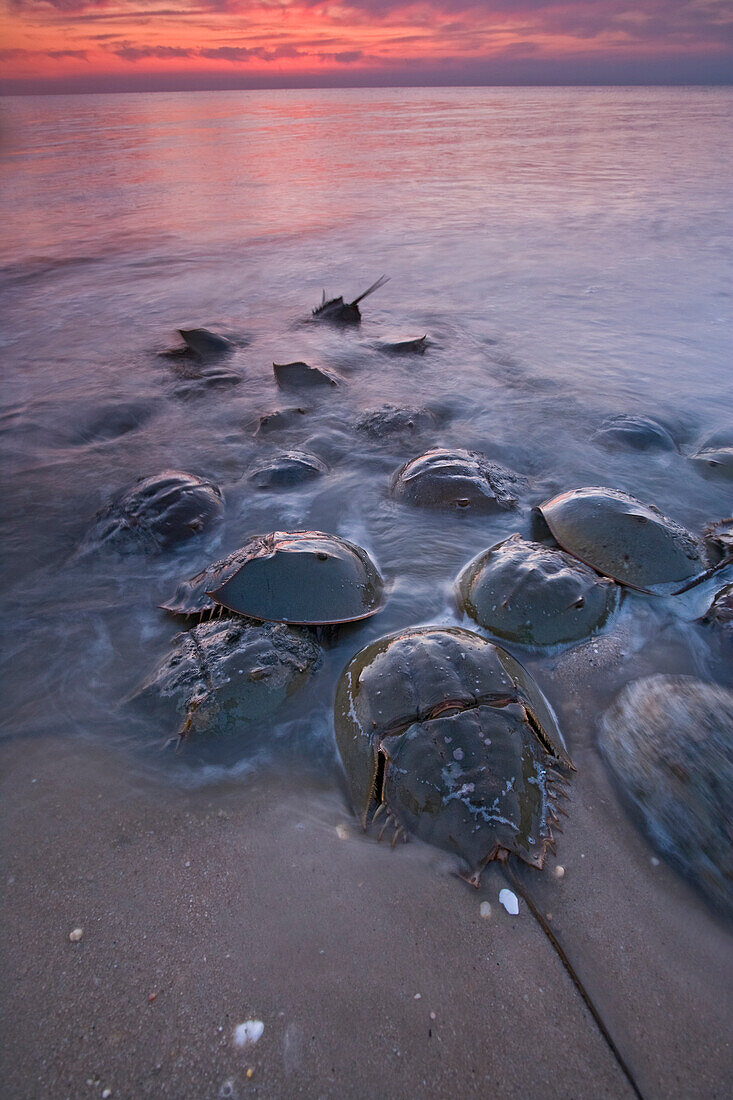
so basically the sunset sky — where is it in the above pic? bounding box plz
[2,0,732,94]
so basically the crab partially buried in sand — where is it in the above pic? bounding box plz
[334,626,571,886]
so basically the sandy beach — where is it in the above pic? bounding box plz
[2,726,731,1100]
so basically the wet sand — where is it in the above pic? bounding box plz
[2,731,731,1100]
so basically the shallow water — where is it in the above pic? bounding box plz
[1,86,732,786]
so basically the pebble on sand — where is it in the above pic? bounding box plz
[479,901,492,919]
[234,1020,264,1047]
[499,889,519,916]
[335,824,349,839]
[553,865,566,879]
[69,927,83,942]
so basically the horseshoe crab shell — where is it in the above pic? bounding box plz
[600,675,733,916]
[273,362,340,389]
[161,328,235,360]
[255,407,310,436]
[334,626,570,885]
[375,336,428,356]
[456,534,619,648]
[87,471,223,554]
[162,531,384,626]
[539,487,706,595]
[355,405,437,439]
[392,449,522,512]
[135,618,322,742]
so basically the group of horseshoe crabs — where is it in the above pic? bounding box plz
[97,277,732,907]
[135,531,385,746]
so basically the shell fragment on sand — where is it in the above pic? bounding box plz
[499,889,519,915]
[234,1020,264,1047]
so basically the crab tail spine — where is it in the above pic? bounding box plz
[672,552,733,595]
[350,274,390,306]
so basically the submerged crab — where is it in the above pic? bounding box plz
[592,414,677,452]
[273,361,340,389]
[375,335,428,356]
[247,451,327,489]
[354,404,438,439]
[392,449,523,512]
[312,275,389,325]
[160,327,235,360]
[334,626,571,885]
[85,470,223,554]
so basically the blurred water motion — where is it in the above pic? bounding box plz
[0,87,731,775]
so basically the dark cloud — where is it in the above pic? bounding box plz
[113,44,194,60]
[0,46,88,60]
[197,45,302,61]
[321,50,365,63]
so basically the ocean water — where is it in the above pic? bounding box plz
[1,86,732,784]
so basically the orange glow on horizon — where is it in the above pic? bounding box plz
[1,1,731,90]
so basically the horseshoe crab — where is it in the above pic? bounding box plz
[600,675,733,916]
[173,367,242,398]
[392,449,523,512]
[86,471,223,554]
[135,618,321,743]
[355,404,437,439]
[456,534,619,648]
[690,429,733,480]
[161,328,235,360]
[255,407,309,436]
[593,414,676,452]
[334,626,571,885]
[312,275,389,325]
[376,336,428,356]
[538,487,707,595]
[161,530,384,626]
[247,451,327,489]
[273,362,340,389]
